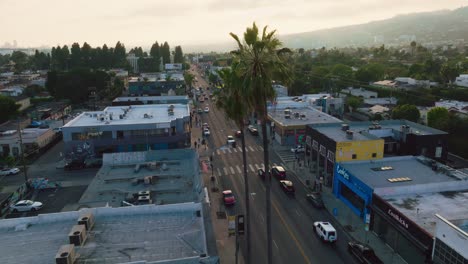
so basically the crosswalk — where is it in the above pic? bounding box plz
[276,149,297,163]
[214,162,286,177]
[215,146,264,155]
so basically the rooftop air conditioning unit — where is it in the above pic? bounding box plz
[285,114,291,119]
[341,124,349,131]
[78,212,95,231]
[346,130,354,139]
[138,190,150,196]
[138,195,152,204]
[68,224,87,246]
[55,244,76,264]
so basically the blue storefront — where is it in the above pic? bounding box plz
[333,163,373,222]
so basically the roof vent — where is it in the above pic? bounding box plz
[78,212,95,231]
[341,124,349,131]
[55,244,76,264]
[346,130,354,139]
[68,225,87,246]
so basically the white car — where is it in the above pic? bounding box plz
[227,136,236,145]
[204,107,209,113]
[10,200,43,212]
[291,145,305,153]
[0,167,20,176]
[203,128,211,136]
[314,221,337,243]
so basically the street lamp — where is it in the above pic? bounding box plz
[17,119,28,182]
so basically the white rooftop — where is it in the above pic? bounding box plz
[0,203,210,264]
[63,104,189,127]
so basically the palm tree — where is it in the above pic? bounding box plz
[230,23,291,264]
[215,64,252,263]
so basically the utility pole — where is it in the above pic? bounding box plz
[17,119,28,182]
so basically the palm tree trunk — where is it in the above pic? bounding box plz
[260,106,272,264]
[240,128,251,264]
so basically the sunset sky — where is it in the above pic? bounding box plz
[1,0,466,49]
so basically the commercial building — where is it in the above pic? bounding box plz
[128,74,185,96]
[340,87,378,99]
[432,214,468,264]
[0,203,216,264]
[333,156,468,264]
[62,104,191,157]
[0,128,57,157]
[78,149,203,208]
[112,95,189,106]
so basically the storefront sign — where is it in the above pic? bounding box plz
[306,136,312,146]
[319,145,326,156]
[296,129,306,134]
[312,140,318,150]
[285,130,295,136]
[387,209,409,229]
[336,164,350,180]
[327,150,335,163]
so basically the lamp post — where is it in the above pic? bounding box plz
[17,119,28,182]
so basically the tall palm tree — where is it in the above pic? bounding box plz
[215,64,252,263]
[230,23,291,264]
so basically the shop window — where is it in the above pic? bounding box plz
[352,154,357,159]
[117,131,124,139]
[372,153,377,158]
[340,184,365,213]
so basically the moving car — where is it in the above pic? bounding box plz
[306,192,325,209]
[197,108,203,114]
[235,130,242,138]
[247,125,259,135]
[271,166,286,180]
[314,221,337,243]
[348,241,384,264]
[222,190,236,206]
[10,200,43,212]
[279,180,295,194]
[202,123,209,129]
[227,136,236,147]
[204,107,209,113]
[64,160,86,170]
[0,167,20,176]
[203,128,211,136]
[291,145,305,153]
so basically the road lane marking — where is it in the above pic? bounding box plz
[230,167,235,174]
[259,214,264,223]
[259,146,264,151]
[216,149,221,155]
[236,165,242,173]
[217,168,221,176]
[239,175,244,184]
[233,148,237,153]
[223,168,228,175]
[249,146,255,152]
[240,147,247,152]
[249,164,255,172]
[222,149,227,154]
[227,148,232,153]
[272,201,311,264]
[273,240,279,249]
[295,209,301,216]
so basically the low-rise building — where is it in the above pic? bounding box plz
[363,97,398,106]
[0,128,56,157]
[432,214,468,264]
[112,95,189,106]
[434,99,468,118]
[334,156,468,264]
[128,74,185,96]
[62,104,191,157]
[340,87,378,99]
[454,74,468,87]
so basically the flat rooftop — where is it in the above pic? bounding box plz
[384,191,468,235]
[79,149,202,208]
[343,120,447,136]
[340,156,468,190]
[0,204,210,264]
[310,122,382,142]
[113,95,189,102]
[63,104,189,128]
[269,106,342,127]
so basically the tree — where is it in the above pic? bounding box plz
[150,42,161,71]
[174,46,184,63]
[410,41,417,57]
[440,63,459,85]
[114,41,127,68]
[70,43,82,68]
[0,95,20,123]
[346,96,363,113]
[183,72,195,92]
[10,51,29,72]
[161,42,171,65]
[427,107,449,131]
[230,22,291,264]
[391,104,421,122]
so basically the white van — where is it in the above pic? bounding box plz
[313,221,337,243]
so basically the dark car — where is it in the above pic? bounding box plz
[306,192,325,209]
[257,168,271,180]
[235,130,242,138]
[271,166,286,180]
[64,160,86,170]
[279,180,295,194]
[348,241,384,264]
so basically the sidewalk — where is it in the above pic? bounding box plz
[191,109,244,264]
[272,142,407,264]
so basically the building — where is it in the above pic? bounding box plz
[363,97,398,106]
[340,87,378,99]
[0,128,57,157]
[13,95,31,111]
[112,95,189,106]
[334,156,468,264]
[454,74,468,88]
[0,203,216,264]
[62,104,191,157]
[78,149,203,208]
[432,214,468,264]
[434,100,468,118]
[165,63,183,71]
[268,106,342,145]
[0,86,23,96]
[128,74,185,96]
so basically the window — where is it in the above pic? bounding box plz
[352,154,357,159]
[372,153,377,158]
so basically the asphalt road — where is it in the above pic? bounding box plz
[192,65,357,264]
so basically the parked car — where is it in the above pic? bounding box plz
[0,167,20,176]
[64,160,86,170]
[306,192,325,209]
[203,128,211,136]
[248,125,259,135]
[279,180,295,194]
[314,221,337,243]
[204,107,210,113]
[257,168,270,180]
[222,190,236,206]
[235,130,242,138]
[227,136,236,147]
[10,200,43,212]
[197,108,203,114]
[271,166,286,180]
[291,145,305,153]
[348,241,384,264]
[202,123,209,129]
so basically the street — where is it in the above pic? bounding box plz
[191,66,357,264]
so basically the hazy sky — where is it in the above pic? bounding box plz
[1,0,467,49]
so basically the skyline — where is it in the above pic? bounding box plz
[1,0,467,50]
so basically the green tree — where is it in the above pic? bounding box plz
[440,63,459,85]
[183,71,195,92]
[114,41,127,67]
[10,51,29,72]
[346,96,363,113]
[81,42,92,67]
[391,104,421,122]
[174,46,184,63]
[427,107,449,131]
[150,41,161,71]
[161,42,171,65]
[0,95,20,123]
[70,42,81,68]
[230,22,291,263]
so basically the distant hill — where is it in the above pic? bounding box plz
[280,6,468,49]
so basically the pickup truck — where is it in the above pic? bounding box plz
[348,241,384,264]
